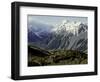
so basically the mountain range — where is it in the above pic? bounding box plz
[28,20,88,53]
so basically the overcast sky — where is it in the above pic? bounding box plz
[28,15,88,26]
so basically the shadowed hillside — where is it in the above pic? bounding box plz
[28,45,88,66]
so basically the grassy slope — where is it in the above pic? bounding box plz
[28,46,87,66]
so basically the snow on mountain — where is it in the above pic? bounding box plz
[28,19,88,53]
[56,19,82,36]
[46,19,88,53]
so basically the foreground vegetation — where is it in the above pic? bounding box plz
[28,45,88,66]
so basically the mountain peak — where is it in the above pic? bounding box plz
[56,20,82,36]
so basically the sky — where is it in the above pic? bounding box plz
[28,15,88,26]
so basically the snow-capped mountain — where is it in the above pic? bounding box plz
[28,19,88,53]
[55,20,87,36]
[47,20,88,53]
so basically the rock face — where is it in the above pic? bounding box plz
[46,20,88,53]
[28,20,88,53]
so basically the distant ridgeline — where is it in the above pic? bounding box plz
[28,19,88,54]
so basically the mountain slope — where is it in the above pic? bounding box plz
[67,32,87,53]
[28,19,88,53]
[28,45,88,66]
[28,20,54,43]
[46,20,88,53]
